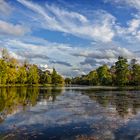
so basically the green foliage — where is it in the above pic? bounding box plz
[46,74,52,84]
[40,71,52,84]
[131,63,140,85]
[17,66,27,84]
[65,78,72,85]
[97,65,112,85]
[3,48,140,87]
[71,56,140,86]
[0,60,8,84]
[27,65,40,84]
[7,67,18,84]
[115,57,129,86]
[0,49,64,85]
[51,68,64,85]
[0,86,63,122]
[86,70,99,85]
[51,68,57,84]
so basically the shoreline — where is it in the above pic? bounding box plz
[0,84,140,90]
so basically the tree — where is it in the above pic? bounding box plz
[87,70,99,85]
[40,71,52,84]
[130,59,140,85]
[45,73,52,84]
[27,65,39,84]
[110,65,116,85]
[0,60,8,84]
[51,68,57,84]
[51,68,64,84]
[97,65,112,85]
[65,78,72,85]
[115,57,129,86]
[8,57,19,68]
[0,49,65,85]
[55,74,64,84]
[7,67,18,84]
[17,66,27,84]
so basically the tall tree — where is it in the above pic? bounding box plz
[97,65,112,85]
[51,68,57,84]
[87,70,99,85]
[65,78,72,85]
[110,65,116,85]
[115,57,129,86]
[17,66,27,84]
[40,71,52,84]
[7,67,18,84]
[131,59,140,85]
[0,60,8,84]
[27,65,39,84]
[51,68,64,84]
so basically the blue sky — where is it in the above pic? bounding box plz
[1,0,140,77]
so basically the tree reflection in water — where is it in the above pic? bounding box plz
[82,90,140,118]
[1,87,140,140]
[0,87,63,123]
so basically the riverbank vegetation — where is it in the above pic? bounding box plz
[0,49,64,86]
[70,57,140,86]
[1,48,140,87]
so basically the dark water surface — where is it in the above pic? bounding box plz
[0,87,140,140]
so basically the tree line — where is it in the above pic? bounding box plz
[0,49,64,85]
[67,56,140,86]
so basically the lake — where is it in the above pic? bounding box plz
[0,86,140,140]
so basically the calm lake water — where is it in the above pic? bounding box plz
[0,86,140,140]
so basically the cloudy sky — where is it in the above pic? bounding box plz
[1,0,140,77]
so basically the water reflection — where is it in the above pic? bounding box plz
[0,87,63,123]
[82,90,140,118]
[0,87,140,140]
